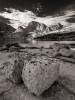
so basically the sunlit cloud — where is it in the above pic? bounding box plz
[0,8,75,34]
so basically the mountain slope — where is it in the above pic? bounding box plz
[0,21,15,32]
[0,21,15,46]
[24,21,63,38]
[0,3,75,39]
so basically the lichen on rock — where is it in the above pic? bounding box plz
[22,54,59,95]
[0,58,24,84]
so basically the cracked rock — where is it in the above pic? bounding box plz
[22,54,59,96]
[0,58,24,84]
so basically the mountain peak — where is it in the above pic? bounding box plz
[14,26,24,33]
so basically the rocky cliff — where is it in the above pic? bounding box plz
[0,21,15,46]
[24,21,63,38]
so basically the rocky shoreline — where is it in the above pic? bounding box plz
[0,43,75,100]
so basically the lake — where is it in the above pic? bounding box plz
[20,40,75,50]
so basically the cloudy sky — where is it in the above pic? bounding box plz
[0,0,75,32]
[0,0,75,16]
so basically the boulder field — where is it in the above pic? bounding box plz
[0,52,59,95]
[0,43,75,99]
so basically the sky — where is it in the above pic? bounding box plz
[0,0,75,16]
[0,0,75,33]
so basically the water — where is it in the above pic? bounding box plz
[20,40,75,49]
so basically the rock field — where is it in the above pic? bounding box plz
[0,43,75,100]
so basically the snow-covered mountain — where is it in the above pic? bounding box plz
[0,8,36,29]
[0,7,75,34]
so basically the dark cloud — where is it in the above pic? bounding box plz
[0,0,75,16]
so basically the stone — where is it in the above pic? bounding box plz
[0,79,15,95]
[60,44,70,49]
[0,58,24,84]
[52,43,70,52]
[52,52,61,57]
[52,43,61,52]
[9,46,20,52]
[0,59,15,94]
[73,54,75,59]
[59,48,73,57]
[0,45,7,51]
[58,60,75,94]
[22,54,59,95]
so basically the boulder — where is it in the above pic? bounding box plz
[52,43,70,52]
[52,52,61,57]
[60,44,70,49]
[52,43,61,52]
[22,54,59,95]
[59,48,73,57]
[0,45,7,51]
[0,59,15,94]
[0,58,24,84]
[0,79,15,95]
[9,46,20,52]
[73,53,75,59]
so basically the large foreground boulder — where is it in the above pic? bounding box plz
[22,54,59,95]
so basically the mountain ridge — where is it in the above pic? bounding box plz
[0,2,75,41]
